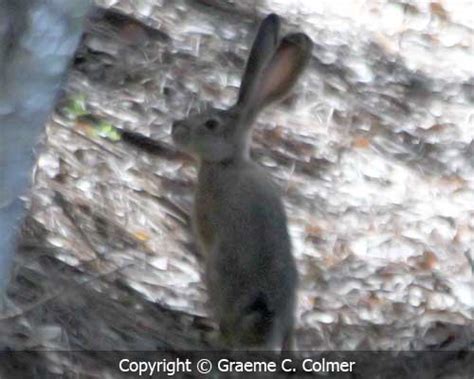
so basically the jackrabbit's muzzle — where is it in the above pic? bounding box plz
[171,119,189,146]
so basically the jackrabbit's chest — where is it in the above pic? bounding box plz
[193,191,218,253]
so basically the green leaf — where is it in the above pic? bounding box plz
[64,94,88,118]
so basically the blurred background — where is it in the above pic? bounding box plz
[0,0,473,375]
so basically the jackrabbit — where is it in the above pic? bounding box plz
[171,13,312,350]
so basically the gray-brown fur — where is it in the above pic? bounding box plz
[172,13,312,350]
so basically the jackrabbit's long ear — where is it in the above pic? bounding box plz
[237,14,280,107]
[253,33,312,110]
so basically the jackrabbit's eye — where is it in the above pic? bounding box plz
[204,118,219,131]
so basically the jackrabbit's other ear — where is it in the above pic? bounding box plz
[247,32,313,112]
[237,13,280,107]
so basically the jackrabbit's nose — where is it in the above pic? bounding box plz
[172,120,185,135]
[172,120,183,131]
[171,120,187,142]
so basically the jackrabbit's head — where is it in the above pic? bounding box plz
[172,14,312,163]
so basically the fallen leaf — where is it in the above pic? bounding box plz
[133,230,151,242]
[352,136,371,149]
